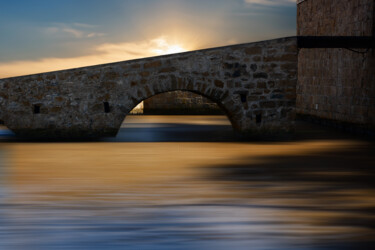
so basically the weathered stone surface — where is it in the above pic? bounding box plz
[297,0,375,129]
[159,67,177,73]
[264,54,297,62]
[260,101,276,108]
[214,80,225,88]
[245,47,262,55]
[257,82,267,89]
[104,71,120,80]
[140,71,150,77]
[0,37,297,138]
[253,72,268,79]
[144,60,162,69]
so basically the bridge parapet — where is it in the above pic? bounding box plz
[0,37,297,138]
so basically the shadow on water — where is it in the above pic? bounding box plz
[0,124,235,143]
[0,118,367,143]
[203,143,375,249]
[0,116,236,143]
[112,123,235,142]
[112,120,366,143]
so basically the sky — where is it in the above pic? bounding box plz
[0,0,296,78]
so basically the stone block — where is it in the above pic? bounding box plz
[245,47,262,55]
[257,82,267,88]
[140,72,150,77]
[254,72,268,79]
[144,60,162,69]
[214,80,225,88]
[159,67,177,73]
[260,101,276,108]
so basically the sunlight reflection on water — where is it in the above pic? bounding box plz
[0,116,374,249]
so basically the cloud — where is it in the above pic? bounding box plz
[244,0,295,6]
[87,32,106,38]
[62,28,85,38]
[44,23,106,39]
[73,23,98,29]
[0,37,190,78]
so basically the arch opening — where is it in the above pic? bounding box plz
[126,89,237,126]
[118,90,237,142]
[130,90,225,115]
[0,120,14,138]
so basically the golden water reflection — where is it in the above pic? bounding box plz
[0,116,374,249]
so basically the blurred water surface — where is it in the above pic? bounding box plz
[0,116,374,250]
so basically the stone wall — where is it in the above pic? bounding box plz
[0,37,297,138]
[297,0,373,36]
[297,0,375,133]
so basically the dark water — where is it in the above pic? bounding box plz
[0,116,374,250]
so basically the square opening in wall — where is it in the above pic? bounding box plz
[104,102,110,113]
[256,114,262,124]
[240,94,247,103]
[34,105,41,114]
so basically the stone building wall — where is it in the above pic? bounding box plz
[297,0,375,133]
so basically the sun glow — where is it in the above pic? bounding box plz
[0,36,192,78]
[150,38,187,55]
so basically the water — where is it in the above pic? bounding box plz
[0,116,374,249]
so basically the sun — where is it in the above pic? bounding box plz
[164,44,186,54]
[151,37,187,55]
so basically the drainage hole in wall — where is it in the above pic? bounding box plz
[104,102,110,113]
[34,105,41,114]
[256,114,262,124]
[240,94,247,103]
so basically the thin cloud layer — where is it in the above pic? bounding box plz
[0,37,190,78]
[44,23,106,39]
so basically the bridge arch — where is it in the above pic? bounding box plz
[120,77,242,132]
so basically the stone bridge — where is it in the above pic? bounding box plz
[0,37,297,138]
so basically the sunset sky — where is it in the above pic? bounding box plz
[0,0,296,78]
